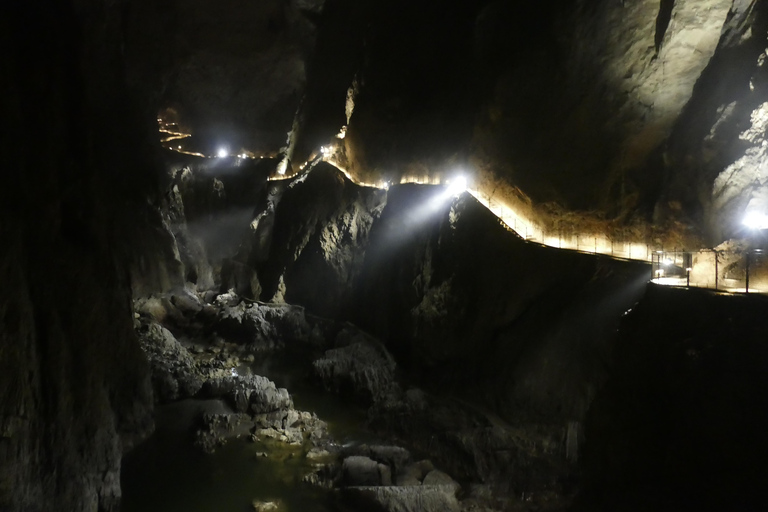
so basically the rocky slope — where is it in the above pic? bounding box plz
[133,288,474,511]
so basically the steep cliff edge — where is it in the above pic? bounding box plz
[352,185,650,425]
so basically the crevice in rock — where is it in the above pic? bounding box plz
[654,0,675,54]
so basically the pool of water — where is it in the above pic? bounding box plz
[122,353,378,512]
[248,352,377,444]
[121,400,332,512]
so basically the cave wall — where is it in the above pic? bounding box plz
[124,0,322,156]
[225,168,649,427]
[123,0,768,242]
[257,164,387,316]
[578,285,768,511]
[0,1,154,510]
[296,0,768,244]
[660,0,768,244]
[298,0,733,215]
[351,185,651,424]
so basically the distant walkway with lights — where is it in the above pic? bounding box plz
[322,162,767,296]
[154,116,766,296]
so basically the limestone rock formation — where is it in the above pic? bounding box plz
[137,322,203,402]
[660,0,768,243]
[313,326,399,405]
[258,163,387,315]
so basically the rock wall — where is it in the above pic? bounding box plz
[660,0,768,243]
[577,285,768,511]
[124,0,321,156]
[121,0,768,242]
[298,0,768,245]
[351,185,651,425]
[257,163,387,316]
[0,1,154,510]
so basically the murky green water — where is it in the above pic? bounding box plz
[122,354,376,512]
[121,400,332,512]
[249,352,377,444]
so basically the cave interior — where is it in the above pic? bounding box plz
[2,0,768,511]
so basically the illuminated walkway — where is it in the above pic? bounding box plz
[317,157,763,295]
[155,118,762,295]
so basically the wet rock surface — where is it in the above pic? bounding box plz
[132,289,506,510]
[131,163,656,510]
[313,327,400,405]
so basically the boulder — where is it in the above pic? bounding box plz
[336,485,460,512]
[342,456,383,486]
[422,470,460,492]
[136,321,202,402]
[313,331,399,404]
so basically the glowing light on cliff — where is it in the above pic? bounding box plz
[217,148,229,158]
[743,211,768,229]
[276,158,288,175]
[445,176,467,197]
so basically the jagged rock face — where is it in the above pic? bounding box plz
[469,0,732,213]
[660,0,768,243]
[352,186,650,423]
[303,0,768,243]
[301,0,733,214]
[0,1,154,510]
[257,163,387,316]
[130,155,279,295]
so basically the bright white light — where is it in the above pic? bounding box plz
[320,146,328,155]
[230,368,238,377]
[429,175,469,209]
[663,258,673,265]
[445,176,467,197]
[743,211,768,229]
[276,159,288,175]
[217,147,228,158]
